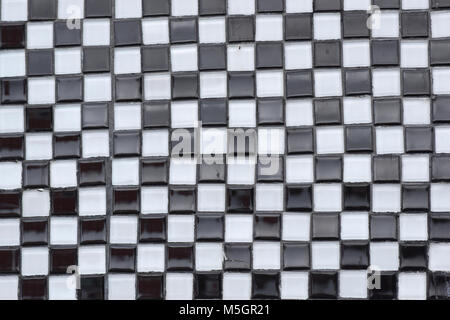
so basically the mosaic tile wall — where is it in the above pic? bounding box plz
[0,0,450,300]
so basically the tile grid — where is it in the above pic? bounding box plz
[0,0,450,300]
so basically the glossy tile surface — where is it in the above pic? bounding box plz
[54,21,81,47]
[169,187,196,213]
[140,216,166,242]
[27,50,53,76]
[80,218,107,244]
[51,189,77,215]
[0,0,448,301]
[0,136,24,160]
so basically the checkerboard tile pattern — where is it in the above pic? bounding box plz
[1,0,450,300]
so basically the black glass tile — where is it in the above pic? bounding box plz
[79,276,105,300]
[167,245,194,271]
[143,102,170,128]
[199,0,226,15]
[433,96,450,123]
[431,40,450,66]
[200,99,227,126]
[114,20,142,46]
[428,272,450,299]
[137,274,164,300]
[171,129,194,158]
[228,16,255,42]
[370,214,397,241]
[312,213,339,240]
[286,71,314,97]
[169,187,196,213]
[141,159,168,185]
[1,78,27,104]
[257,98,284,125]
[369,272,397,300]
[113,188,140,214]
[310,272,338,299]
[402,184,429,212]
[252,272,280,299]
[0,24,25,49]
[170,18,197,43]
[29,0,57,20]
[196,214,224,241]
[228,128,257,156]
[285,14,312,40]
[402,69,431,96]
[405,127,433,153]
[109,246,136,272]
[142,46,169,72]
[341,242,369,269]
[432,155,450,182]
[199,45,226,70]
[82,103,109,129]
[23,161,49,188]
[54,21,81,47]
[314,0,342,11]
[401,12,429,38]
[83,47,110,73]
[26,106,52,131]
[371,40,399,66]
[343,12,369,38]
[195,273,222,299]
[0,248,19,273]
[286,185,312,212]
[314,98,341,125]
[345,69,372,96]
[27,50,53,76]
[287,128,314,154]
[140,215,166,242]
[21,218,48,245]
[345,126,373,152]
[431,214,450,241]
[54,134,81,159]
[257,0,284,12]
[85,0,112,17]
[113,132,141,157]
[80,217,107,244]
[79,160,106,186]
[314,41,341,67]
[198,158,225,182]
[258,102,284,129]
[51,189,77,215]
[224,244,251,271]
[283,243,310,270]
[257,156,284,182]
[172,73,199,99]
[400,243,428,271]
[228,72,255,99]
[373,0,400,8]
[56,76,83,103]
[373,98,402,125]
[254,214,281,240]
[373,155,400,182]
[227,187,254,213]
[0,136,24,160]
[315,156,342,182]
[143,0,170,16]
[256,43,283,69]
[343,184,371,211]
[432,0,450,7]
[21,278,47,300]
[50,248,77,274]
[0,192,21,217]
